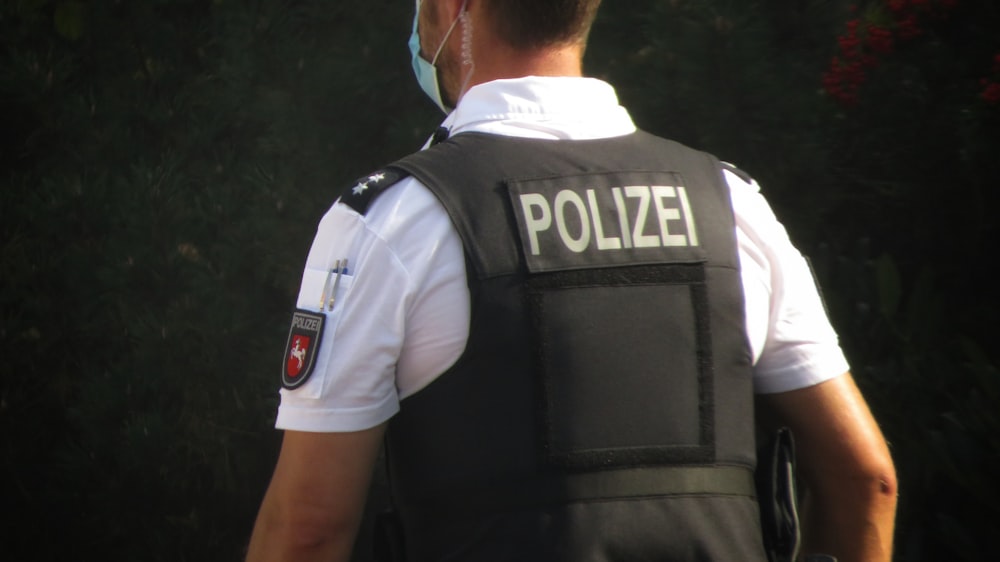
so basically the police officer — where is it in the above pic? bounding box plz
[246,1,897,561]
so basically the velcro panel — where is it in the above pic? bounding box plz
[529,264,714,471]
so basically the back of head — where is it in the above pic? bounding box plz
[481,0,602,50]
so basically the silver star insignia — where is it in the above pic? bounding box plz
[352,182,369,195]
[369,172,386,183]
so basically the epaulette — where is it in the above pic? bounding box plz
[339,167,410,215]
[719,161,754,186]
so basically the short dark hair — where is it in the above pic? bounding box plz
[481,0,602,50]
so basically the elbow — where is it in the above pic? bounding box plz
[798,453,898,562]
[834,449,899,518]
[804,445,898,510]
[876,463,898,500]
[861,441,898,502]
[252,502,357,559]
[871,454,898,510]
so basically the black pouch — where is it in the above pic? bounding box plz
[756,427,801,562]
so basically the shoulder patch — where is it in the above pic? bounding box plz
[282,309,325,390]
[339,167,410,215]
[719,161,754,186]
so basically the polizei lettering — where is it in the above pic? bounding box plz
[291,314,322,332]
[519,185,699,255]
[508,173,706,273]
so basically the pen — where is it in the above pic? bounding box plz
[328,258,348,311]
[319,259,339,310]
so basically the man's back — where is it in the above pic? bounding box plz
[360,131,767,561]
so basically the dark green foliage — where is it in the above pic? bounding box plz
[810,6,1000,556]
[2,1,433,560]
[1,0,997,560]
[591,1,1000,559]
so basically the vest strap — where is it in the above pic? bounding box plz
[404,465,756,514]
[559,464,757,500]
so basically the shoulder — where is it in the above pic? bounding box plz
[719,161,756,189]
[718,161,787,250]
[303,168,452,276]
[719,161,780,230]
[317,169,458,282]
[320,163,452,249]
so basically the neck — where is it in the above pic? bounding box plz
[458,42,584,101]
[435,1,588,107]
[455,5,585,100]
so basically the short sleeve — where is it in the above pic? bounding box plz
[275,203,407,432]
[274,178,470,431]
[726,168,850,394]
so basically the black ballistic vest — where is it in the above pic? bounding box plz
[351,131,766,561]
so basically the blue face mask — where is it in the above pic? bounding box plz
[409,0,465,114]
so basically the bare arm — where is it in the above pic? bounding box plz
[246,424,386,562]
[757,372,897,562]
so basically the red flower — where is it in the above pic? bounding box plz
[866,25,895,54]
[981,82,1000,104]
[823,0,964,108]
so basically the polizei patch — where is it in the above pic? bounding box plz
[282,309,325,390]
[507,171,706,273]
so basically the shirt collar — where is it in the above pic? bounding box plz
[438,76,637,140]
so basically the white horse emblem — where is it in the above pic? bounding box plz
[289,338,307,370]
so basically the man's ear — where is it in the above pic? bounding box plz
[442,0,471,22]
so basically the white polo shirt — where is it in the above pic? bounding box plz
[275,77,849,433]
